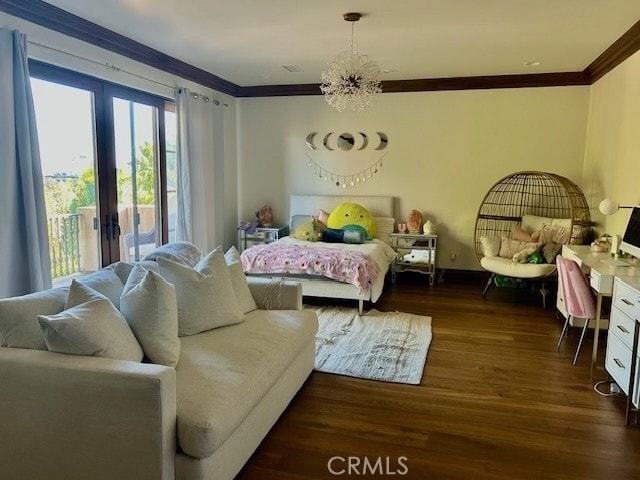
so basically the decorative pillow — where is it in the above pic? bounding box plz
[108,260,159,285]
[327,203,376,237]
[513,247,537,263]
[373,217,395,244]
[480,236,501,257]
[499,238,542,259]
[293,218,324,242]
[120,264,180,367]
[77,269,125,309]
[224,246,258,314]
[0,287,68,350]
[144,241,203,268]
[322,226,366,244]
[542,241,562,264]
[531,225,570,245]
[157,247,243,336]
[38,298,143,362]
[317,209,330,226]
[290,215,313,233]
[65,279,110,308]
[512,225,533,243]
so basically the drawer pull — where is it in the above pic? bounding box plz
[621,298,634,306]
[617,325,630,334]
[614,358,626,369]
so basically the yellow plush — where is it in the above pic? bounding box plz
[293,218,324,242]
[326,203,376,237]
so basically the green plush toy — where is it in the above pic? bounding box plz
[327,202,376,237]
[528,252,544,264]
[293,218,324,242]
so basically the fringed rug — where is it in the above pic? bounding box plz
[308,306,432,385]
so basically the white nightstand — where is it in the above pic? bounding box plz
[390,233,437,286]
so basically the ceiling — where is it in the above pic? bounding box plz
[43,0,640,87]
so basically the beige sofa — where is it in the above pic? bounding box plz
[0,276,317,480]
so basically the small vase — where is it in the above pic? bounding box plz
[423,220,436,235]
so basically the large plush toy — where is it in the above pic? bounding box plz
[323,225,367,244]
[293,218,324,242]
[326,203,376,237]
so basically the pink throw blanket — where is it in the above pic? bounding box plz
[241,243,380,292]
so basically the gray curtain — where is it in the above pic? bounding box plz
[0,29,51,297]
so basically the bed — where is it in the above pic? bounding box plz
[241,194,397,312]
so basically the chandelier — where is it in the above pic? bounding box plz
[320,12,382,113]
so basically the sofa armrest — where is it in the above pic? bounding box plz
[0,347,176,480]
[246,276,303,310]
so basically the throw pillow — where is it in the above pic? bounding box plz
[480,236,501,257]
[290,215,313,233]
[0,287,68,350]
[293,218,324,242]
[531,225,570,245]
[224,246,258,314]
[317,209,330,226]
[65,278,109,309]
[144,241,203,268]
[542,241,562,264]
[38,298,143,362]
[108,260,159,285]
[157,247,243,336]
[499,238,542,259]
[373,217,395,244]
[512,225,533,242]
[120,264,180,367]
[77,269,126,309]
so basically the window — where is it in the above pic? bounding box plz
[30,61,176,281]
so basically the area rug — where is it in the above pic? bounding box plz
[308,306,432,385]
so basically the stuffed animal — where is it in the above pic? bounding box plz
[293,218,324,242]
[323,226,366,244]
[256,205,273,227]
[406,209,423,233]
[327,203,376,237]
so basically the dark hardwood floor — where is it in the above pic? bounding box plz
[238,274,640,479]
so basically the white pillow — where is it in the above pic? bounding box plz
[108,260,159,285]
[0,287,68,350]
[480,236,501,257]
[65,278,109,308]
[120,264,180,367]
[373,217,395,244]
[38,297,143,362]
[77,268,125,309]
[157,246,243,336]
[224,246,258,314]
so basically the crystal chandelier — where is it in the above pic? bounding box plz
[320,13,382,113]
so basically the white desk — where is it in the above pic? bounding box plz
[561,245,640,377]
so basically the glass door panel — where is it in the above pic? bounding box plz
[165,108,177,243]
[113,98,160,262]
[31,78,101,283]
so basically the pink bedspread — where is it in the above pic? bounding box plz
[240,242,380,292]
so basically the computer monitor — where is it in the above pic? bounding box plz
[620,206,640,259]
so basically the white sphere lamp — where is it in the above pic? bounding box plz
[599,198,620,216]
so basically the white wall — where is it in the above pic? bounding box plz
[0,12,239,249]
[238,87,590,270]
[582,50,640,238]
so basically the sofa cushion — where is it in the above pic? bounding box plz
[0,287,68,350]
[176,309,318,459]
[481,256,556,278]
[120,264,180,367]
[158,247,244,336]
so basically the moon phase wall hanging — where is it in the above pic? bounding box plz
[304,131,389,189]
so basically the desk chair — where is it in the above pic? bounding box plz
[556,256,596,365]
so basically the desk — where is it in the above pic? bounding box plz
[561,245,640,377]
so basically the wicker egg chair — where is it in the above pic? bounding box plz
[474,171,592,307]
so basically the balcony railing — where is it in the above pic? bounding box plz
[48,213,82,279]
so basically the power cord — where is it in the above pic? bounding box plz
[593,380,621,397]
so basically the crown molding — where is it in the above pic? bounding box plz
[1,1,639,97]
[0,0,240,96]
[584,18,640,83]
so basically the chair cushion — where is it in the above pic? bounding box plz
[175,309,318,459]
[481,256,556,278]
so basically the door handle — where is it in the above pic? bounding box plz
[111,216,121,240]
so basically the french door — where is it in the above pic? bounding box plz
[30,61,175,280]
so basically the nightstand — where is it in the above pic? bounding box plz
[238,225,289,252]
[390,233,437,285]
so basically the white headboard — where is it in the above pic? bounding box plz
[289,194,394,219]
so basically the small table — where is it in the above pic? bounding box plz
[238,225,289,252]
[390,233,437,286]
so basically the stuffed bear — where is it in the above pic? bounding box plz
[406,209,423,233]
[293,218,324,242]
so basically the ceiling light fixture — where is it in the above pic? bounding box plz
[320,12,382,112]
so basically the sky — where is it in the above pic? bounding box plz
[30,77,176,177]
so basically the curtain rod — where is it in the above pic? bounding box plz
[28,40,229,107]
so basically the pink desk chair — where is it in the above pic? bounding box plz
[556,256,597,365]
